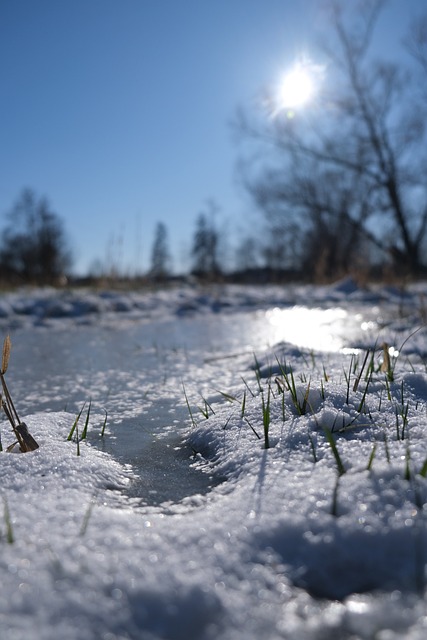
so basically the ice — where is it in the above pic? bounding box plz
[0,281,426,638]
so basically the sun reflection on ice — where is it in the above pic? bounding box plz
[265,306,351,352]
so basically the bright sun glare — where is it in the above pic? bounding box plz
[274,59,323,116]
[278,63,314,110]
[278,64,314,109]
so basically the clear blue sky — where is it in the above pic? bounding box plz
[0,0,423,275]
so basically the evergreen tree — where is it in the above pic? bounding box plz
[149,222,171,278]
[191,212,220,277]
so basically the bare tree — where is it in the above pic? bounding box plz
[251,162,377,279]
[0,188,72,284]
[238,0,427,277]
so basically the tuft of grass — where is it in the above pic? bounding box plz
[67,402,86,441]
[198,396,212,419]
[67,401,96,455]
[275,357,311,416]
[67,400,92,452]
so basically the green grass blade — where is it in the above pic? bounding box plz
[214,389,237,403]
[262,385,271,449]
[331,475,340,517]
[241,390,246,419]
[81,400,92,440]
[182,383,196,429]
[308,433,317,463]
[241,376,255,398]
[67,402,86,441]
[243,416,261,440]
[100,410,108,437]
[366,443,377,471]
[324,428,346,476]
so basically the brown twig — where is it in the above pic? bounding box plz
[0,335,39,452]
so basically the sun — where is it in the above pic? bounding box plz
[276,61,319,112]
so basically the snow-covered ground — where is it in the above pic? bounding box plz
[0,279,427,639]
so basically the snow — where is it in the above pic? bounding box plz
[0,281,426,639]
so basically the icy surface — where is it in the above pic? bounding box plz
[0,281,426,639]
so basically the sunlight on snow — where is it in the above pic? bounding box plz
[265,306,353,352]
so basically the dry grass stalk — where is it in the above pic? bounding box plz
[1,334,11,375]
[380,342,391,375]
[0,335,39,452]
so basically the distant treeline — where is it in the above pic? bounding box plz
[1,183,426,289]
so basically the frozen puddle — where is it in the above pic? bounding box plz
[97,413,221,506]
[8,303,384,507]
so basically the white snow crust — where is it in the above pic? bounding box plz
[0,279,426,639]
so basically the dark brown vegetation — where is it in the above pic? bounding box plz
[0,335,39,452]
